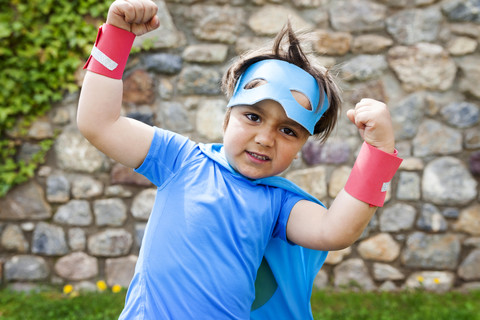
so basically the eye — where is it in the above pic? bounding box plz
[244,79,267,90]
[280,127,297,137]
[290,90,312,111]
[245,113,260,122]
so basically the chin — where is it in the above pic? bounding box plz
[237,168,269,180]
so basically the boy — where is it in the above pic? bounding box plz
[77,0,402,319]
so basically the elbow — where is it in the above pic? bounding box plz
[332,238,356,251]
[76,112,101,143]
[333,230,363,250]
[325,219,366,251]
[317,229,360,251]
[322,239,354,252]
[76,115,93,140]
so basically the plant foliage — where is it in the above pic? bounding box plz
[0,0,110,196]
[311,289,480,320]
[0,288,479,320]
[0,288,127,320]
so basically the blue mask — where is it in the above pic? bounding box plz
[226,59,329,135]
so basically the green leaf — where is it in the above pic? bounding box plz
[0,0,110,198]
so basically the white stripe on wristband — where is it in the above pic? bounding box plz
[83,24,135,79]
[91,46,118,71]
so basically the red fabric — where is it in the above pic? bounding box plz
[83,24,135,79]
[344,142,403,207]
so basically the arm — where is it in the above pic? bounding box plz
[286,99,399,251]
[77,0,159,169]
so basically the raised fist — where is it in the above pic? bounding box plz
[346,98,395,154]
[106,0,159,36]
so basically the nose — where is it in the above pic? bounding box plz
[254,127,275,147]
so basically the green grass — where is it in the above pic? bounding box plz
[0,287,479,319]
[0,288,126,320]
[311,289,480,320]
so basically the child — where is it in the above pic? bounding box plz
[77,1,402,319]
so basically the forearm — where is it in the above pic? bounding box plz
[324,189,376,248]
[288,144,401,251]
[323,142,401,248]
[289,99,402,251]
[318,144,401,249]
[287,193,375,251]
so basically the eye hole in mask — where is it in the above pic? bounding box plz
[244,79,312,111]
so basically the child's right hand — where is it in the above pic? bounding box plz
[106,0,160,36]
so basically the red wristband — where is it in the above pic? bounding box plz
[344,142,403,207]
[83,24,136,79]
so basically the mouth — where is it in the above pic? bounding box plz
[246,151,270,162]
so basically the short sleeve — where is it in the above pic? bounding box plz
[134,128,197,187]
[272,191,305,243]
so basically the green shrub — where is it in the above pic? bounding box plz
[0,0,110,196]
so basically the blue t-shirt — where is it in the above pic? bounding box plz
[118,128,309,319]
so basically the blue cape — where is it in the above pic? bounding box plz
[199,143,328,320]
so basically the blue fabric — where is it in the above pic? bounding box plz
[198,143,328,320]
[118,128,317,320]
[226,59,329,134]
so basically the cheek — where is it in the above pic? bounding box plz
[222,123,240,151]
[279,143,305,163]
[223,109,233,132]
[224,116,247,139]
[223,116,230,133]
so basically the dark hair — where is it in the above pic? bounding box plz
[222,22,342,142]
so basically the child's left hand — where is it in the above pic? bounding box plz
[346,98,395,154]
[106,0,159,36]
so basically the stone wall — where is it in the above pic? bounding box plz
[1,0,480,293]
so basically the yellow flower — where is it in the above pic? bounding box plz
[96,280,107,291]
[417,276,424,283]
[433,278,440,284]
[63,284,74,294]
[112,284,122,293]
